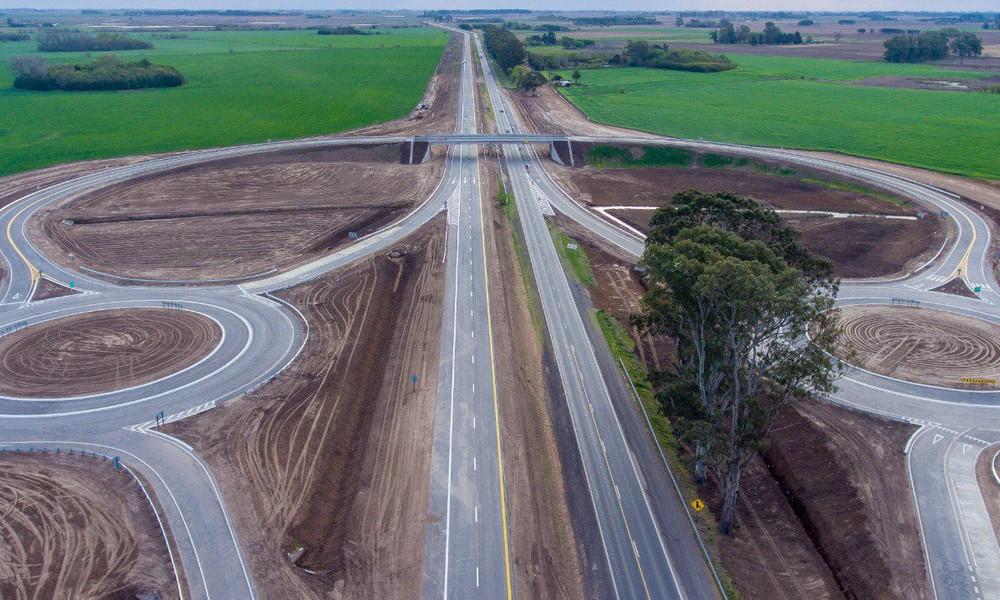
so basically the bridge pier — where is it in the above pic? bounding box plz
[400,139,431,165]
[549,140,575,167]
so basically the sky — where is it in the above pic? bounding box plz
[1,1,996,13]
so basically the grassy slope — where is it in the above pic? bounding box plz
[0,28,447,175]
[560,53,1000,180]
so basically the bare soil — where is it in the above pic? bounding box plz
[784,215,943,279]
[931,276,980,298]
[762,401,930,599]
[29,277,79,302]
[31,145,444,284]
[484,160,587,598]
[0,308,220,398]
[551,163,944,279]
[976,444,1000,542]
[836,305,1000,387]
[855,74,1000,92]
[165,219,446,599]
[0,452,178,600]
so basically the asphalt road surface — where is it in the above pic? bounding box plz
[2,25,999,600]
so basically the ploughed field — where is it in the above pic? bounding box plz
[0,27,448,175]
[558,53,1000,179]
[0,308,220,397]
[31,145,443,283]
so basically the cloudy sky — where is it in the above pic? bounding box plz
[1,1,996,12]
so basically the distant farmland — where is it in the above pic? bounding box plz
[559,53,1000,180]
[0,28,448,175]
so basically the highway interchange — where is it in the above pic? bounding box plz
[0,27,998,600]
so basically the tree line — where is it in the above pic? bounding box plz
[37,32,152,52]
[712,20,803,45]
[481,25,526,73]
[9,54,184,91]
[317,26,370,35]
[636,190,842,534]
[883,30,983,62]
[611,40,735,72]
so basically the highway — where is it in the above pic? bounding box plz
[422,32,512,600]
[475,34,719,600]
[1,23,999,600]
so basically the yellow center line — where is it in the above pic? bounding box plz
[471,32,513,600]
[952,210,977,281]
[5,202,40,282]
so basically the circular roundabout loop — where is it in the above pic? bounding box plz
[834,304,1000,388]
[0,308,222,398]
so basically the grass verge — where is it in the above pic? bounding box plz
[549,227,596,286]
[498,175,546,343]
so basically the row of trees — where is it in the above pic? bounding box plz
[712,20,803,45]
[481,25,526,73]
[9,55,184,91]
[883,30,983,62]
[637,190,842,534]
[525,30,595,49]
[571,15,657,27]
[317,26,368,35]
[612,40,735,72]
[37,32,152,52]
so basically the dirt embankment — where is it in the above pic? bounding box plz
[0,452,178,600]
[0,308,220,398]
[31,145,444,283]
[166,219,446,599]
[483,159,588,598]
[762,402,930,599]
[564,230,929,600]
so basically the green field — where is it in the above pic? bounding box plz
[559,53,1000,180]
[0,28,448,175]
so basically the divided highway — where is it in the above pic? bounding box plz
[475,34,719,600]
[2,23,999,600]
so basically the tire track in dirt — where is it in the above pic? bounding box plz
[165,220,446,599]
[0,308,220,398]
[0,453,177,600]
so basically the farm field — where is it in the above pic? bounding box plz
[558,53,1000,180]
[0,28,448,175]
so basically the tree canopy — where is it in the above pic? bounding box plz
[9,54,184,91]
[481,25,526,73]
[883,30,951,62]
[712,20,803,45]
[637,190,841,534]
[615,40,735,73]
